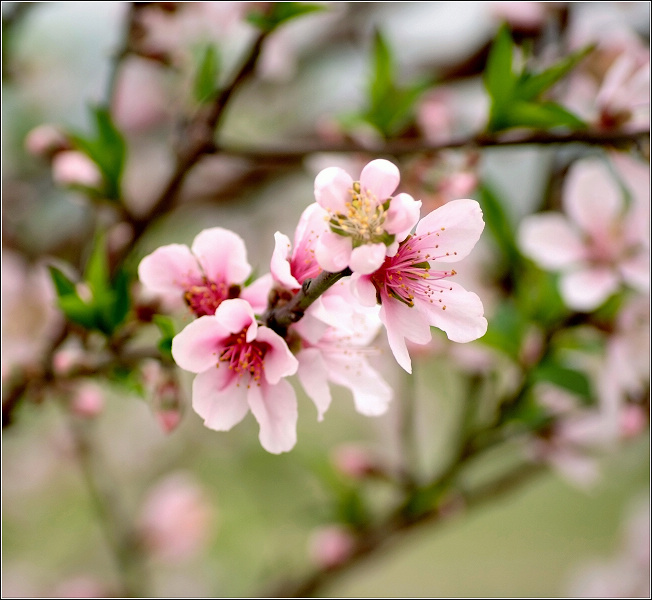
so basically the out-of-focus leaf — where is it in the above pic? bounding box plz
[530,360,592,401]
[369,29,393,110]
[153,315,176,361]
[507,101,586,129]
[56,294,97,330]
[70,105,126,201]
[48,265,77,297]
[193,43,221,104]
[477,182,521,264]
[335,487,369,529]
[484,24,516,108]
[246,2,326,31]
[84,233,109,299]
[480,300,527,360]
[515,264,569,327]
[516,44,594,101]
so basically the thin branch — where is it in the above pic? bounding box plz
[215,127,650,163]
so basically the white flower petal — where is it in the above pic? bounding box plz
[416,199,485,263]
[359,159,400,200]
[349,243,386,275]
[315,232,353,272]
[420,280,487,343]
[248,379,298,454]
[297,348,332,421]
[314,167,353,213]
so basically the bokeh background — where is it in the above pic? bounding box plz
[2,2,649,597]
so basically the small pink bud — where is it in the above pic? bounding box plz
[51,151,103,189]
[71,382,105,418]
[620,405,647,439]
[156,409,182,434]
[330,444,378,479]
[308,525,356,570]
[24,124,69,158]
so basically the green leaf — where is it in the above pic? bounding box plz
[57,294,97,330]
[530,360,592,401]
[193,43,221,104]
[153,315,176,361]
[69,105,126,201]
[484,24,516,109]
[477,182,521,264]
[507,101,586,129]
[84,232,109,299]
[369,29,393,111]
[246,2,326,31]
[480,300,526,360]
[515,44,594,101]
[48,265,77,297]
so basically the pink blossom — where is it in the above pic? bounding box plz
[51,150,103,189]
[295,298,393,420]
[270,203,328,291]
[518,155,649,311]
[138,472,215,563]
[330,444,380,479]
[313,159,422,275]
[352,199,487,373]
[24,124,69,158]
[70,381,105,418]
[171,298,299,453]
[138,227,270,317]
[308,525,356,570]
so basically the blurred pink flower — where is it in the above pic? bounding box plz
[352,199,487,373]
[172,298,299,453]
[308,525,356,570]
[314,159,421,275]
[24,124,69,158]
[2,251,63,379]
[70,381,105,418]
[330,443,380,479]
[138,227,270,317]
[518,155,649,311]
[139,472,215,563]
[141,359,185,434]
[51,151,103,189]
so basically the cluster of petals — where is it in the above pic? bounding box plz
[138,227,269,317]
[518,154,649,311]
[313,159,421,275]
[352,198,488,373]
[171,298,299,454]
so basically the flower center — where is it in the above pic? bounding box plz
[219,331,269,385]
[372,235,456,307]
[184,278,240,317]
[328,182,392,247]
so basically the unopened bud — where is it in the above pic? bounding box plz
[25,124,69,158]
[70,382,105,418]
[307,525,356,570]
[52,151,103,189]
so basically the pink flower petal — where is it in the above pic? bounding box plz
[248,379,298,454]
[518,213,587,268]
[350,274,378,307]
[191,227,251,284]
[349,243,386,275]
[562,158,623,238]
[240,273,273,313]
[559,268,621,311]
[256,326,298,384]
[192,368,249,431]
[315,231,353,272]
[620,254,650,293]
[419,281,487,343]
[214,298,256,339]
[359,159,400,201]
[297,348,332,421]
[380,298,432,373]
[171,316,230,373]
[271,232,300,289]
[138,244,202,294]
[416,199,485,263]
[314,167,353,213]
[384,193,421,240]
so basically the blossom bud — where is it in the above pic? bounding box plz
[51,151,103,189]
[24,124,69,158]
[307,525,356,570]
[330,444,378,479]
[70,382,105,418]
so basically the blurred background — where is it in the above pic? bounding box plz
[2,2,649,597]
